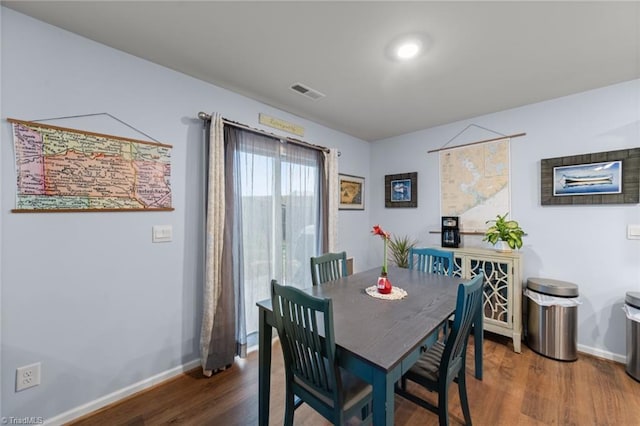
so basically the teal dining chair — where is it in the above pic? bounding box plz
[409,247,454,276]
[310,251,347,286]
[409,247,484,380]
[409,247,455,346]
[271,280,373,425]
[395,273,484,426]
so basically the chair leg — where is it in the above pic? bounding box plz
[458,371,472,425]
[473,308,483,380]
[438,381,450,426]
[284,386,295,426]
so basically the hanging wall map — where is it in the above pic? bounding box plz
[440,138,510,231]
[9,119,173,212]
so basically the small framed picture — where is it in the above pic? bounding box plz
[385,172,418,208]
[339,174,365,210]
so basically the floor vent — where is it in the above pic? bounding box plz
[290,83,325,100]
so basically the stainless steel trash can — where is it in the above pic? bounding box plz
[625,291,640,381]
[526,278,579,361]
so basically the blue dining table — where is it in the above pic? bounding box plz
[257,266,480,425]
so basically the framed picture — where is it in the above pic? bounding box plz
[541,148,640,205]
[339,174,365,210]
[385,172,418,208]
[553,161,621,196]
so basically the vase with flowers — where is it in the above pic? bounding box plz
[371,224,392,294]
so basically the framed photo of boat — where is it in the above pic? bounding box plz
[553,161,622,196]
[385,172,418,208]
[541,148,640,205]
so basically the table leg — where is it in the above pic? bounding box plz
[371,370,395,425]
[258,308,273,426]
[474,307,483,380]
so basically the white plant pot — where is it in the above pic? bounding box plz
[495,241,512,252]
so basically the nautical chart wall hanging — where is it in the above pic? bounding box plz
[9,118,173,212]
[439,138,510,231]
[429,125,525,233]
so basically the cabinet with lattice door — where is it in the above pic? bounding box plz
[445,247,523,352]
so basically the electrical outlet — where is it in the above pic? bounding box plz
[16,362,41,391]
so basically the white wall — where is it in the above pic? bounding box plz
[370,78,640,360]
[0,8,370,421]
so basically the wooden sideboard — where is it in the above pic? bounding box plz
[442,247,523,352]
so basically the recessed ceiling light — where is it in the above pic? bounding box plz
[396,41,421,60]
[385,32,430,62]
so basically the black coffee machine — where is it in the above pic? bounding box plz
[441,216,460,248]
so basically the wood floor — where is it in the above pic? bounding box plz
[69,334,640,425]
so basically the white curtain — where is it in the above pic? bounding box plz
[326,148,339,252]
[282,141,322,288]
[200,113,231,376]
[233,130,281,341]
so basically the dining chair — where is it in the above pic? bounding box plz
[409,247,483,380]
[395,272,484,426]
[270,280,373,426]
[310,251,348,286]
[409,247,454,276]
[409,247,455,347]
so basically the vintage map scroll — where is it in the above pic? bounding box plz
[440,138,510,231]
[9,119,173,212]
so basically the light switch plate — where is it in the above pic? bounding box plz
[627,224,640,240]
[152,225,173,243]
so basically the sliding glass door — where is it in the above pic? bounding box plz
[230,128,322,341]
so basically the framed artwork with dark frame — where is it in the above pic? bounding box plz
[541,148,640,205]
[339,174,365,210]
[385,172,418,208]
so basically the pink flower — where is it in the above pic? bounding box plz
[371,224,390,240]
[372,225,390,274]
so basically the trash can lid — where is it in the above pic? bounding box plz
[626,292,640,309]
[527,277,579,297]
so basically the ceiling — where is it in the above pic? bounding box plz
[3,1,640,141]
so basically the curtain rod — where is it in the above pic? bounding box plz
[427,132,526,154]
[198,112,330,154]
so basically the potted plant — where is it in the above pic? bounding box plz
[387,235,417,268]
[483,212,525,252]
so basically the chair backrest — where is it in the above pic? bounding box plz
[270,280,341,408]
[310,251,347,286]
[440,273,484,382]
[409,247,454,276]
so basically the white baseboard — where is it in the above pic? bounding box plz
[45,359,201,426]
[578,344,626,364]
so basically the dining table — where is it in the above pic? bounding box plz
[257,265,478,426]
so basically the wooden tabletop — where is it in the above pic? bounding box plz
[258,266,461,372]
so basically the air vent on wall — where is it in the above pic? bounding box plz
[290,82,325,100]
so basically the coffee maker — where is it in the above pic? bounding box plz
[441,216,460,248]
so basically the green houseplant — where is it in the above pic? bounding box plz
[483,212,525,251]
[387,235,417,268]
